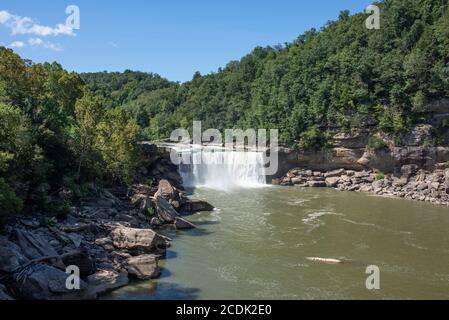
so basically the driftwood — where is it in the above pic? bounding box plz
[12,249,84,277]
[306,257,342,264]
[18,249,84,270]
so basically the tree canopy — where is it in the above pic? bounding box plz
[82,0,449,147]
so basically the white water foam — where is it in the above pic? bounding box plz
[174,145,268,191]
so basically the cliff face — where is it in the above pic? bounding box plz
[275,100,449,177]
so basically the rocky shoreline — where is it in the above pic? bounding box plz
[0,179,214,300]
[275,164,449,206]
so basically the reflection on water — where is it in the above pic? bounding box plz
[106,187,449,300]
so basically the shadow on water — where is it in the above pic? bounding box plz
[103,281,201,300]
[183,228,213,237]
[164,250,178,260]
[193,220,220,227]
[158,268,173,279]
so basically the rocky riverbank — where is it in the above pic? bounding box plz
[0,180,214,300]
[275,165,449,206]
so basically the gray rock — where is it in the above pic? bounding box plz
[354,171,370,178]
[0,238,29,273]
[291,177,303,185]
[430,182,440,190]
[155,179,177,201]
[87,269,129,296]
[393,177,409,187]
[325,177,340,188]
[10,229,58,260]
[331,130,370,149]
[180,199,215,214]
[174,217,196,230]
[401,125,433,147]
[94,238,114,251]
[401,164,419,178]
[362,175,375,183]
[109,226,167,253]
[307,181,327,188]
[20,219,40,229]
[10,264,93,300]
[126,255,160,280]
[417,182,428,191]
[359,185,373,193]
[150,217,164,227]
[155,196,179,223]
[324,169,346,178]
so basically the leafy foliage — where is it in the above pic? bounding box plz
[0,47,142,223]
[83,0,449,149]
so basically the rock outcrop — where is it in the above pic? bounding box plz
[0,184,171,300]
[9,264,93,300]
[280,166,449,206]
[270,118,449,180]
[109,226,168,253]
[126,255,160,280]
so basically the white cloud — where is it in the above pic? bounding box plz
[28,38,62,51]
[9,41,25,48]
[0,10,75,37]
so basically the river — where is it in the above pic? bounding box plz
[107,185,449,300]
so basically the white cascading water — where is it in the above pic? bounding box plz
[174,145,267,190]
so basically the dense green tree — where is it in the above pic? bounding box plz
[72,91,104,180]
[95,108,141,184]
[83,0,449,148]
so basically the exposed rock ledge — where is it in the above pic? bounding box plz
[0,180,214,300]
[271,121,449,180]
[275,165,449,206]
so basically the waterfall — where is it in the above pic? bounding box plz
[174,145,267,190]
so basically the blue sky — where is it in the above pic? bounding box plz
[1,0,374,82]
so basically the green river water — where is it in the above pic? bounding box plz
[106,187,449,300]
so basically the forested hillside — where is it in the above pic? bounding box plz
[83,0,449,148]
[0,48,142,224]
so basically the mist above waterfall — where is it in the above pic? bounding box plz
[175,145,268,191]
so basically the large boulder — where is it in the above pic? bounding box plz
[180,199,214,214]
[10,264,93,300]
[155,180,176,201]
[87,270,129,296]
[109,226,167,253]
[126,255,160,280]
[155,196,179,223]
[325,177,340,188]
